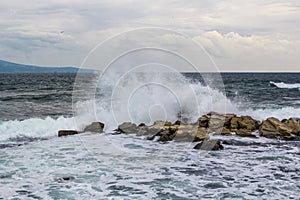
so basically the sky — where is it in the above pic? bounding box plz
[0,0,299,72]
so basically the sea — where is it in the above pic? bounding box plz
[0,72,300,199]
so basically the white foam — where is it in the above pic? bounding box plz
[0,116,76,141]
[81,71,238,131]
[270,81,300,90]
[73,72,300,131]
[239,107,300,121]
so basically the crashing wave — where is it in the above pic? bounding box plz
[270,81,300,90]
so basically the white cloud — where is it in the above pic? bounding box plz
[195,31,300,71]
[0,0,299,71]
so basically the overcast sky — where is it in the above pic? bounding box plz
[0,0,299,71]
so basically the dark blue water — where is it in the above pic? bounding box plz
[1,73,299,121]
[1,72,300,199]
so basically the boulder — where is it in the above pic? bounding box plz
[157,130,176,142]
[235,129,256,138]
[83,122,104,133]
[259,117,293,139]
[174,120,181,125]
[193,139,224,151]
[214,127,232,136]
[224,114,237,127]
[230,117,239,131]
[199,112,237,131]
[58,130,79,137]
[198,114,210,128]
[208,112,226,131]
[237,116,260,131]
[193,132,210,142]
[284,118,300,136]
[116,122,138,134]
[173,125,193,140]
[229,116,259,131]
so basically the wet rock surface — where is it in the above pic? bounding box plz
[193,139,224,151]
[83,122,104,133]
[58,112,300,151]
[58,130,79,137]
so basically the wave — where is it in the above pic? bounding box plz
[73,71,239,131]
[0,116,76,142]
[73,71,300,131]
[270,81,300,90]
[0,107,299,143]
[238,107,300,122]
[2,73,300,142]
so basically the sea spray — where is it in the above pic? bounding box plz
[0,116,76,142]
[73,65,237,131]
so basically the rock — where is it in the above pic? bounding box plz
[198,115,210,128]
[235,129,256,137]
[284,118,300,135]
[174,120,181,125]
[55,176,75,183]
[237,116,260,131]
[138,123,146,127]
[58,130,79,137]
[153,120,165,126]
[208,112,226,131]
[83,122,104,133]
[157,132,176,142]
[172,125,200,142]
[164,121,173,126]
[224,114,237,127]
[116,122,138,134]
[193,139,224,151]
[259,117,293,139]
[214,127,232,136]
[193,131,210,142]
[230,117,239,130]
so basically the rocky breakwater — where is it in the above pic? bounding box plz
[58,122,104,137]
[58,112,300,151]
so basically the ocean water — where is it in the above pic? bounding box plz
[0,72,300,199]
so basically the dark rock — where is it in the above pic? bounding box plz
[83,122,104,133]
[193,139,224,151]
[138,123,146,127]
[146,134,156,140]
[62,176,75,181]
[116,122,138,134]
[157,130,176,142]
[174,120,181,125]
[58,130,79,137]
[56,176,75,183]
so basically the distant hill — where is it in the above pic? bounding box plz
[0,60,89,73]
